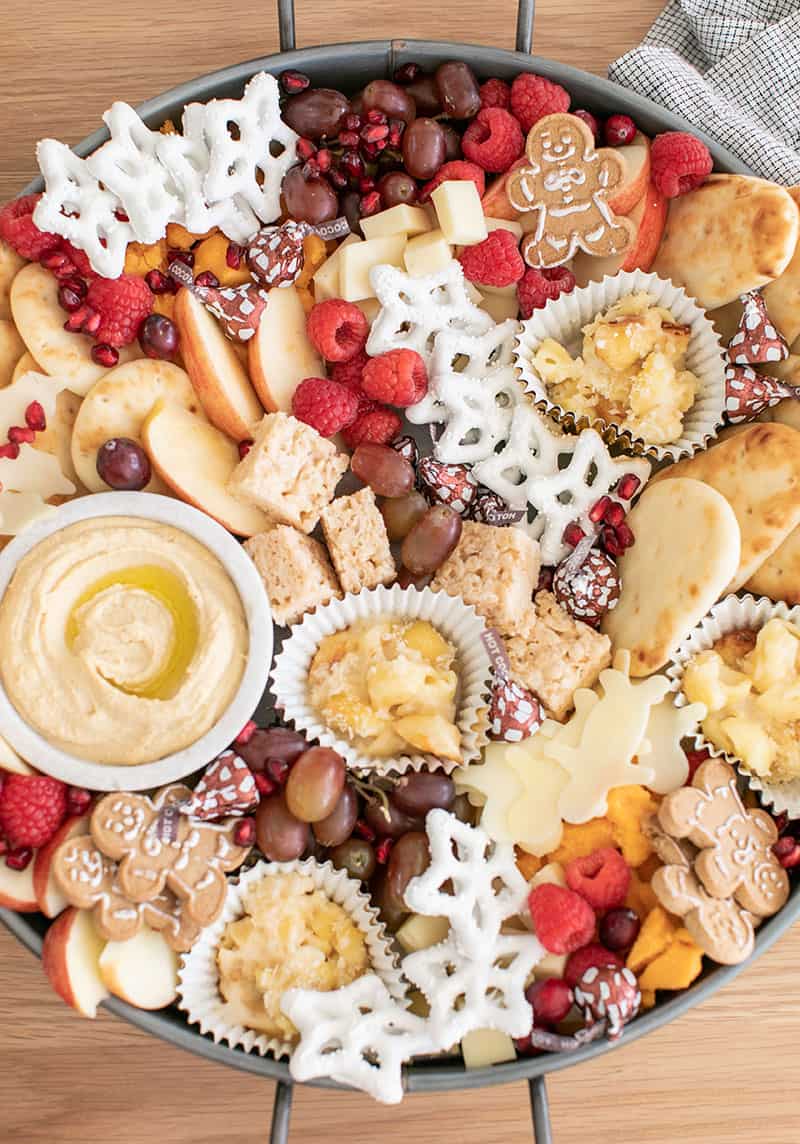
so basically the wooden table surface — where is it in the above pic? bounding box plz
[3,4,798,1142]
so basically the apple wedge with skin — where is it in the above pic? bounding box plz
[248,284,325,413]
[34,811,92,918]
[98,925,179,1010]
[142,400,271,537]
[607,133,651,216]
[0,855,38,911]
[571,179,668,287]
[0,733,35,775]
[174,288,264,441]
[42,907,108,1018]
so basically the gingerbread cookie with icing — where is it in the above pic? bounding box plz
[506,113,635,270]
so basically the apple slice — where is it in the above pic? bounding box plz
[142,400,270,536]
[0,856,38,910]
[480,158,527,221]
[42,907,108,1018]
[607,133,651,216]
[98,924,179,1009]
[0,732,35,775]
[174,288,264,441]
[34,812,92,918]
[248,285,325,413]
[571,179,668,287]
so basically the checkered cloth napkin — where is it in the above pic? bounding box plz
[609,0,800,184]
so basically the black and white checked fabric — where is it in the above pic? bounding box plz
[609,0,800,184]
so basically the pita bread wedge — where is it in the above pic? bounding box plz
[762,187,800,345]
[651,421,800,591]
[602,478,740,676]
[653,175,799,309]
[746,526,800,604]
[0,240,25,322]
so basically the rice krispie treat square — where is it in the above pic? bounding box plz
[503,591,611,720]
[228,413,349,533]
[431,522,540,629]
[244,525,342,627]
[320,487,396,594]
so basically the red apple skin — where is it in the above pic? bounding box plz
[42,909,80,1009]
[0,859,38,911]
[33,812,91,918]
[480,158,527,221]
[608,133,651,216]
[620,179,668,272]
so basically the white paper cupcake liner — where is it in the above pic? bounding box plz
[176,858,405,1059]
[270,584,492,777]
[513,269,726,462]
[667,592,800,815]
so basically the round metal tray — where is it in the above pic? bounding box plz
[3,7,796,1142]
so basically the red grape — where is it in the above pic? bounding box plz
[380,490,428,541]
[378,171,418,209]
[330,838,376,881]
[96,438,151,491]
[384,830,430,918]
[435,61,481,119]
[285,746,346,823]
[282,88,350,139]
[352,443,415,498]
[599,907,641,952]
[282,167,339,225]
[392,771,454,816]
[402,118,446,179]
[441,124,463,162]
[400,505,462,575]
[312,783,359,847]
[362,80,416,124]
[255,792,310,861]
[139,314,178,360]
[364,798,423,838]
[235,726,308,772]
[405,75,442,116]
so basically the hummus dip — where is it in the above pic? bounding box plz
[0,516,248,764]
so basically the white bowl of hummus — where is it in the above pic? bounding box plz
[0,492,272,791]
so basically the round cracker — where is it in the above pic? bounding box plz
[10,263,140,395]
[72,359,205,494]
[0,319,25,389]
[0,240,25,322]
[10,351,41,386]
[601,478,741,677]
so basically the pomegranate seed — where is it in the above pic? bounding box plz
[562,522,585,548]
[145,268,174,294]
[602,527,623,556]
[194,270,220,288]
[604,114,637,147]
[339,131,360,151]
[64,276,88,299]
[233,817,257,847]
[114,209,130,223]
[91,343,119,368]
[616,473,641,500]
[57,283,84,313]
[254,773,276,797]
[296,137,317,161]
[774,811,790,834]
[41,250,69,272]
[387,123,404,148]
[343,112,362,132]
[167,249,194,269]
[24,401,47,433]
[588,495,611,523]
[8,425,35,446]
[328,167,348,189]
[354,818,377,842]
[393,62,421,84]
[316,149,333,173]
[6,847,33,871]
[616,521,635,548]
[280,69,311,94]
[361,123,389,144]
[375,837,394,864]
[573,109,601,141]
[358,176,376,193]
[238,440,252,459]
[66,786,92,816]
[773,836,800,869]
[365,108,387,125]
[361,140,387,158]
[83,311,101,336]
[0,442,19,460]
[360,191,382,217]
[685,748,709,780]
[340,152,364,179]
[603,501,625,527]
[226,243,244,270]
[235,719,258,745]
[536,566,554,593]
[266,759,290,785]
[302,158,321,180]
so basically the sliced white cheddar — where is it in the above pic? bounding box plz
[339,235,407,302]
[361,204,432,241]
[312,234,361,302]
[461,1028,517,1068]
[432,181,488,246]
[403,229,453,277]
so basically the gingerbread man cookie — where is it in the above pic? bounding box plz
[657,759,789,918]
[89,783,251,926]
[53,834,201,952]
[506,113,635,269]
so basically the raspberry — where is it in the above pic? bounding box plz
[0,194,61,261]
[342,406,402,449]
[0,773,67,849]
[517,266,576,319]
[59,242,95,278]
[510,73,570,134]
[572,109,600,142]
[651,131,713,198]
[458,229,524,288]
[330,348,371,412]
[564,942,623,989]
[306,298,369,362]
[479,78,511,111]
[462,109,525,174]
[528,883,596,954]
[419,161,486,204]
[84,274,153,347]
[565,846,630,910]
[362,349,428,407]
[525,977,574,1026]
[291,376,359,437]
[604,114,637,147]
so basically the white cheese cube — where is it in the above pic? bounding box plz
[461,1028,517,1069]
[338,235,407,301]
[403,229,453,277]
[486,216,524,240]
[361,204,432,241]
[431,181,488,245]
[312,234,360,302]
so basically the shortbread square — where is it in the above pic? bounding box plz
[320,487,396,594]
[244,525,341,627]
[228,413,349,533]
[503,591,611,720]
[431,522,540,629]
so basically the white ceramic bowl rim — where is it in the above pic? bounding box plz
[0,492,273,791]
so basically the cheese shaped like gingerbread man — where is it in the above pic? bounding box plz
[506,113,635,269]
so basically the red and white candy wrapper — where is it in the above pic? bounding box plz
[184,750,259,821]
[471,490,525,527]
[169,259,270,341]
[728,292,789,365]
[724,362,800,423]
[552,548,620,626]
[247,221,307,288]
[574,965,641,1042]
[418,458,478,516]
[391,435,420,470]
[488,677,544,742]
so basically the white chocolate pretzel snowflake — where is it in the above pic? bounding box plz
[428,367,525,465]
